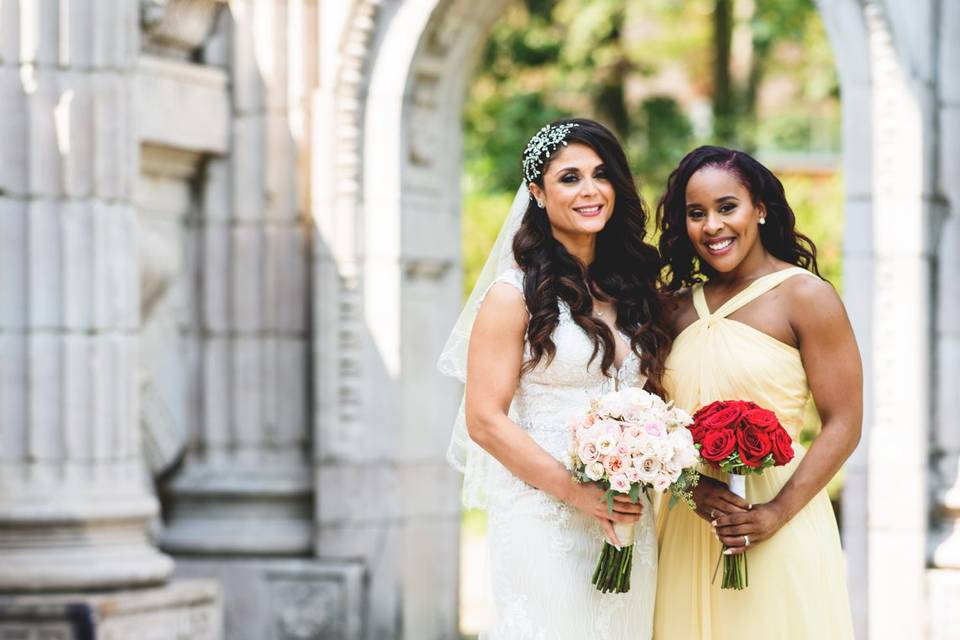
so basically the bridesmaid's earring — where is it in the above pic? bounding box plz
[537,200,544,209]
[759,217,766,225]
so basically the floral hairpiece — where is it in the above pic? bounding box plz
[522,122,580,184]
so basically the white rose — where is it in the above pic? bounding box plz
[595,421,621,455]
[672,443,700,469]
[578,441,599,464]
[598,392,630,419]
[671,408,694,428]
[670,427,694,447]
[632,432,655,456]
[585,461,606,481]
[652,436,676,462]
[664,462,682,483]
[635,455,662,484]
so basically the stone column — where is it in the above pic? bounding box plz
[929,0,960,635]
[818,3,874,636]
[161,0,314,556]
[314,1,509,637]
[159,3,365,638]
[0,0,173,591]
[864,1,936,637]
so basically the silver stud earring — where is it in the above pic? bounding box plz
[759,217,766,225]
[537,200,544,209]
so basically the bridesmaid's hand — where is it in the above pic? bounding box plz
[566,481,642,546]
[713,502,787,554]
[691,476,750,522]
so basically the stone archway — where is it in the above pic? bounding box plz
[321,0,944,637]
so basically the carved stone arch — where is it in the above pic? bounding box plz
[322,1,940,636]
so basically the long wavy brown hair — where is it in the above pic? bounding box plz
[657,145,821,291]
[513,118,671,396]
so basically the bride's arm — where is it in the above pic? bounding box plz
[466,283,641,544]
[715,276,862,552]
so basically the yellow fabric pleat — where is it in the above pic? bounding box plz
[654,267,854,640]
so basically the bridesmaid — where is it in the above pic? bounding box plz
[653,146,858,639]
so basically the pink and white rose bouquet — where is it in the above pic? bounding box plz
[568,387,700,593]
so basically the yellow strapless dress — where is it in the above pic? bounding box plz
[654,267,854,639]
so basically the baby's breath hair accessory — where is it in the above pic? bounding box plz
[522,122,580,184]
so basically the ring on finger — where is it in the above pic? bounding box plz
[743,534,750,547]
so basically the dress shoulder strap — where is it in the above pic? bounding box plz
[477,267,528,313]
[708,267,817,320]
[691,284,711,319]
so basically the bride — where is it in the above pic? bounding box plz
[439,119,671,639]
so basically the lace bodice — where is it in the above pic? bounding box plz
[492,267,647,458]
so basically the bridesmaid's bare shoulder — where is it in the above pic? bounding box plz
[780,271,848,338]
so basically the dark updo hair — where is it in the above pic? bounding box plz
[513,118,671,396]
[657,145,821,291]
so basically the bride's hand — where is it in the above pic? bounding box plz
[566,481,642,546]
[691,476,750,522]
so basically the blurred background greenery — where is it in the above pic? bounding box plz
[462,0,843,297]
[458,2,843,635]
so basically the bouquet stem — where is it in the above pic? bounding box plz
[592,522,634,593]
[718,474,748,590]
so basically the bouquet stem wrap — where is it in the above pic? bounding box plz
[592,522,635,593]
[716,474,748,590]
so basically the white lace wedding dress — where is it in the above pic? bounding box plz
[480,267,657,640]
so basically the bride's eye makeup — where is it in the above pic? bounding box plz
[557,166,607,183]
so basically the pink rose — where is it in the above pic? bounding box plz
[609,474,631,493]
[603,454,625,475]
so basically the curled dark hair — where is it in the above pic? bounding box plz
[513,118,671,396]
[657,145,821,291]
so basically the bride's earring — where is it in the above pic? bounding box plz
[759,217,766,225]
[537,200,544,209]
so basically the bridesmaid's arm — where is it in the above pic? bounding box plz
[465,283,640,545]
[715,277,862,552]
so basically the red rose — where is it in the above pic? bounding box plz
[699,429,737,463]
[692,400,730,422]
[736,425,773,467]
[770,427,795,466]
[743,407,781,432]
[700,404,743,431]
[690,401,727,442]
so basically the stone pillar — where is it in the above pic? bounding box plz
[157,3,364,638]
[0,0,173,592]
[929,1,960,636]
[864,1,936,637]
[161,0,314,557]
[818,1,874,636]
[314,1,508,637]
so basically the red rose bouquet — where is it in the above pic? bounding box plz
[688,400,795,589]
